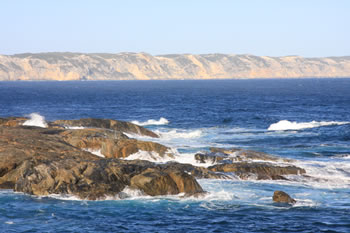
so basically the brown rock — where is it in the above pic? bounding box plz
[130,167,203,196]
[163,162,230,179]
[273,190,296,204]
[59,128,171,159]
[209,147,294,163]
[0,117,27,127]
[51,118,159,138]
[0,125,204,199]
[194,153,226,164]
[208,162,305,180]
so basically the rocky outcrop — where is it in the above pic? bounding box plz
[195,147,304,180]
[52,118,159,138]
[209,147,294,162]
[130,167,203,196]
[0,117,309,200]
[1,52,349,81]
[0,122,201,199]
[59,128,170,158]
[273,191,296,204]
[209,162,305,180]
[0,117,27,127]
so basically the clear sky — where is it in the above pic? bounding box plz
[1,0,349,57]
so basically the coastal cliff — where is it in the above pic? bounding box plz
[0,52,349,80]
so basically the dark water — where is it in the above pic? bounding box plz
[1,79,350,232]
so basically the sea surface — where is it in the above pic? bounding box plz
[1,79,350,232]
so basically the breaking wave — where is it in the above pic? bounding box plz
[155,129,202,139]
[22,113,48,128]
[268,120,350,131]
[131,117,169,126]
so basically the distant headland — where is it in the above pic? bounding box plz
[0,52,349,81]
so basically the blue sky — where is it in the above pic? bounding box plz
[1,0,349,57]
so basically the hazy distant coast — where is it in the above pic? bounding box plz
[0,52,349,81]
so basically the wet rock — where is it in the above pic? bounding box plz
[58,128,126,157]
[273,191,296,204]
[59,128,171,159]
[163,162,230,179]
[51,118,159,138]
[194,153,226,164]
[0,125,203,199]
[209,147,294,163]
[130,167,203,196]
[0,117,27,127]
[208,162,305,180]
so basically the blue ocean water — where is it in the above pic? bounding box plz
[0,79,350,232]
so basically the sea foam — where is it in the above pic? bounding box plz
[268,120,350,131]
[22,113,48,128]
[131,117,169,126]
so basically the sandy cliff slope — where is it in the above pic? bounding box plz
[0,52,349,80]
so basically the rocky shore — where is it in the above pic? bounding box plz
[0,116,307,200]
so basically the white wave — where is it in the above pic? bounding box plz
[22,113,48,128]
[292,159,350,189]
[268,120,350,131]
[47,193,82,201]
[83,148,105,158]
[5,221,14,225]
[116,186,145,199]
[122,148,216,168]
[293,199,318,208]
[131,117,169,126]
[65,126,85,129]
[156,129,202,139]
[123,150,172,162]
[124,128,207,149]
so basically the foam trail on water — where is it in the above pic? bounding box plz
[23,113,48,128]
[268,120,350,131]
[131,117,169,126]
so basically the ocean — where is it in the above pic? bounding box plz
[0,79,350,232]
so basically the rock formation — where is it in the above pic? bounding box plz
[273,190,296,204]
[0,116,309,200]
[0,52,349,80]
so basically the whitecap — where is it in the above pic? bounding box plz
[122,150,172,162]
[22,113,48,128]
[291,159,350,189]
[155,129,202,139]
[268,120,350,131]
[131,117,169,126]
[5,221,14,225]
[64,126,85,129]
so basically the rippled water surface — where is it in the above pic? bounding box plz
[1,79,350,232]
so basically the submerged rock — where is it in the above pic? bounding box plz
[273,191,296,204]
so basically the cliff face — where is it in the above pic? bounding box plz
[0,52,349,81]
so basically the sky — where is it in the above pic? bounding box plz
[0,0,349,57]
